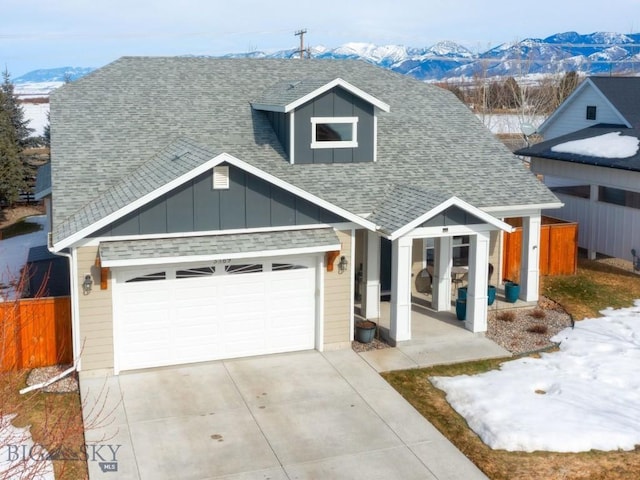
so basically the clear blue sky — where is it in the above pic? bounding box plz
[3,0,639,77]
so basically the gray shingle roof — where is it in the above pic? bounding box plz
[590,77,640,129]
[53,137,220,242]
[50,57,559,245]
[252,78,332,109]
[98,228,340,264]
[368,185,451,235]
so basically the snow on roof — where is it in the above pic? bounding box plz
[431,303,640,452]
[551,131,639,159]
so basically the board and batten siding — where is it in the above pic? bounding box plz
[534,157,640,261]
[294,88,374,164]
[542,85,626,140]
[92,164,344,237]
[76,246,114,371]
[323,229,352,348]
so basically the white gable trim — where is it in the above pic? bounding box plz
[385,196,513,241]
[53,152,376,251]
[538,78,631,135]
[253,78,390,113]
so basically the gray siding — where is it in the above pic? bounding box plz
[543,86,626,140]
[266,111,290,157]
[294,87,375,164]
[420,206,484,228]
[92,164,345,237]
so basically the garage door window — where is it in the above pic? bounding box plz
[272,263,307,271]
[225,264,263,274]
[125,272,166,282]
[176,266,216,278]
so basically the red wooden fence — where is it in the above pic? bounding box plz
[0,296,72,371]
[502,217,578,282]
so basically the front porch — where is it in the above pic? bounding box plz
[354,290,535,372]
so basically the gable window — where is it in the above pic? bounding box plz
[310,117,358,149]
[586,105,597,121]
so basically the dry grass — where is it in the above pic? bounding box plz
[1,370,88,480]
[382,255,640,479]
[541,257,640,321]
[526,324,548,334]
[529,308,547,319]
[496,310,516,322]
[383,363,640,480]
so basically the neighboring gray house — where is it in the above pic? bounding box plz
[47,57,560,374]
[519,77,640,261]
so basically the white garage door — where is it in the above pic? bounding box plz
[113,256,316,371]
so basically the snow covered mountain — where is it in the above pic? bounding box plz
[13,31,640,94]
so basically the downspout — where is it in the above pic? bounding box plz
[21,233,80,394]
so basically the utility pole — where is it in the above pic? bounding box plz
[294,29,307,59]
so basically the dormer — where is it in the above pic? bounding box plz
[251,78,390,164]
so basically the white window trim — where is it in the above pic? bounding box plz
[310,116,358,149]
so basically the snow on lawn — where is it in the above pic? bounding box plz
[0,215,48,300]
[22,102,50,137]
[551,131,640,158]
[0,414,54,480]
[431,303,640,452]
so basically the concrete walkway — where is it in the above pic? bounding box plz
[80,349,488,480]
[360,302,512,372]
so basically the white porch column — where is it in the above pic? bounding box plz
[432,236,452,312]
[520,213,541,302]
[466,232,490,333]
[361,230,381,319]
[390,236,412,343]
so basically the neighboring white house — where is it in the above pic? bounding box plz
[39,57,560,375]
[518,76,640,261]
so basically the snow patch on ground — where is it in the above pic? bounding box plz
[551,131,640,158]
[22,103,50,137]
[0,215,48,300]
[0,414,54,480]
[431,303,640,452]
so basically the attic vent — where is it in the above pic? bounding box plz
[213,165,230,190]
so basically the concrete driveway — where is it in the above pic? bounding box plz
[80,349,487,480]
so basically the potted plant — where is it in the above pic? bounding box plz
[504,280,520,303]
[355,320,377,343]
[455,298,466,321]
[488,285,497,305]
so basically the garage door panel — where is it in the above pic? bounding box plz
[115,256,317,371]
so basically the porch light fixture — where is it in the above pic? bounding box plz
[82,274,93,295]
[338,255,348,274]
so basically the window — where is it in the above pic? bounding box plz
[599,186,640,209]
[452,236,470,267]
[176,266,216,278]
[423,236,469,268]
[125,272,166,282]
[310,117,358,149]
[586,105,597,121]
[272,263,307,271]
[225,264,263,274]
[549,185,591,199]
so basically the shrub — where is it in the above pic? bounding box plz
[529,308,546,319]
[497,311,516,322]
[527,324,548,334]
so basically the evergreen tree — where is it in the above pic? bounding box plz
[0,96,25,205]
[1,69,33,148]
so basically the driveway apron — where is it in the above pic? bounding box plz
[79,349,487,480]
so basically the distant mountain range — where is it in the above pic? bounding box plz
[14,31,640,93]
